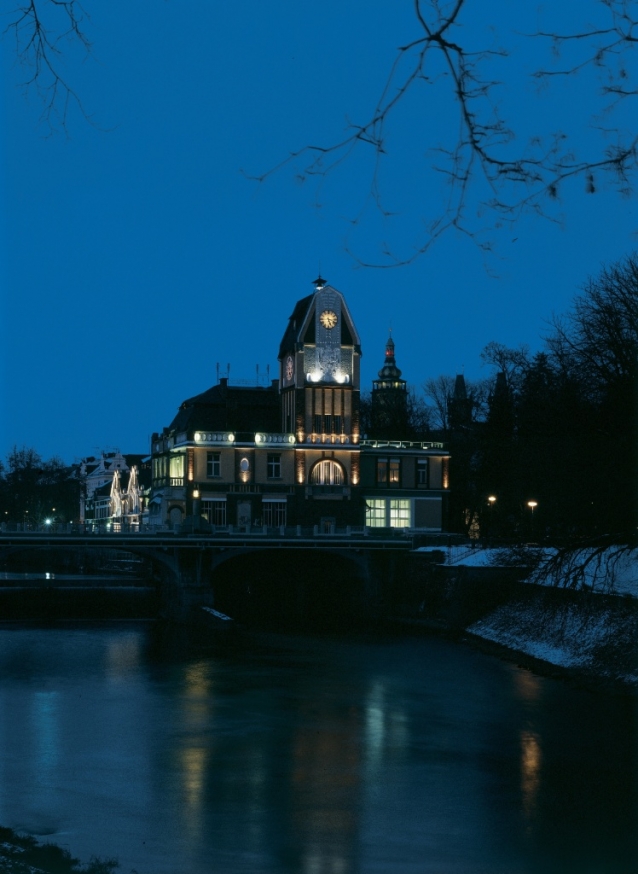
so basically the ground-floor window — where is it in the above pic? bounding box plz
[390,499,411,527]
[365,498,412,528]
[263,501,286,527]
[365,499,387,527]
[202,499,226,526]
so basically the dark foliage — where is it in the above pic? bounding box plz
[0,446,81,526]
[475,254,638,542]
[0,825,118,873]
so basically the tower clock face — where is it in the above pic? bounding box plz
[285,355,294,380]
[319,310,338,329]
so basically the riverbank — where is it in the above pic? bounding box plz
[399,545,638,694]
[467,586,638,692]
[0,825,118,874]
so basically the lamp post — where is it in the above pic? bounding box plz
[192,488,201,531]
[527,500,538,540]
[487,495,497,540]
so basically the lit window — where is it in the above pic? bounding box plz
[377,460,388,484]
[267,454,281,479]
[169,455,184,479]
[366,499,386,527]
[389,458,400,484]
[311,460,344,485]
[390,499,411,528]
[207,452,221,478]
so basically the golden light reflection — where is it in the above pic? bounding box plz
[290,702,360,873]
[184,661,211,697]
[179,663,214,842]
[520,730,542,821]
[514,669,541,703]
[179,745,209,842]
[182,662,213,727]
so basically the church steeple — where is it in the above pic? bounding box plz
[371,334,409,438]
[374,334,406,391]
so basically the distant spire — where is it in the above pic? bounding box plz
[313,274,327,289]
[453,374,467,400]
[377,335,403,380]
[385,335,396,362]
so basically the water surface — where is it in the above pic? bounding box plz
[0,623,635,873]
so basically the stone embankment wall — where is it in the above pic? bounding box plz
[393,554,638,691]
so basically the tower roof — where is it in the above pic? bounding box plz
[278,279,361,358]
[377,335,403,381]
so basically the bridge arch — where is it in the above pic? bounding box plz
[210,547,370,629]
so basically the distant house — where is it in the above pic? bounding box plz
[79,451,151,530]
[149,277,450,532]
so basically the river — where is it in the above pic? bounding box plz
[0,622,635,874]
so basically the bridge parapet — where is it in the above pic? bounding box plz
[0,529,415,551]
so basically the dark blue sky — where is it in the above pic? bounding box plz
[1,2,635,462]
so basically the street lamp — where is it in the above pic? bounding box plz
[486,495,497,541]
[527,500,538,539]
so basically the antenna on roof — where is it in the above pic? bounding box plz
[216,362,220,383]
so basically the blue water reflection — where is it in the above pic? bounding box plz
[0,624,634,873]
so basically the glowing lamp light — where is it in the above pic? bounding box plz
[192,489,200,499]
[527,500,538,510]
[44,518,52,526]
[255,433,262,443]
[488,496,497,505]
[227,433,235,443]
[194,432,201,442]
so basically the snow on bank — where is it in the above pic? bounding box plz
[415,544,638,686]
[415,545,638,597]
[468,596,638,688]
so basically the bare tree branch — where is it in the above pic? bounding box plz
[5,0,92,134]
[251,0,638,266]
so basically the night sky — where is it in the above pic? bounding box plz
[1,2,635,463]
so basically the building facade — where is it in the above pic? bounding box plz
[80,452,151,530]
[149,277,449,532]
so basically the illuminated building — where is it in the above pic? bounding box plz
[149,277,449,532]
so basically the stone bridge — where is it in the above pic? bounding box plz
[0,532,415,624]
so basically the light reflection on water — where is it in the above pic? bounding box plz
[0,624,634,874]
[520,730,542,823]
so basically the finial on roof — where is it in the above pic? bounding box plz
[313,275,327,289]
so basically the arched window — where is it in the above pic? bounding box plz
[310,460,345,486]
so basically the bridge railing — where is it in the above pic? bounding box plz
[1,521,418,540]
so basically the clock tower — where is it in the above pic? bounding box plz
[278,276,362,444]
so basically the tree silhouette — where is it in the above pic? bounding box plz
[257,1,638,264]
